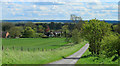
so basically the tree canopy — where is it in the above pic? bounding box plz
[81,19,112,55]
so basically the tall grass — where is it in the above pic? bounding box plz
[76,49,118,64]
[2,41,87,64]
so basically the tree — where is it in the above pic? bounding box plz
[74,19,84,30]
[62,25,69,37]
[70,14,82,24]
[9,27,23,38]
[71,16,84,44]
[24,22,36,29]
[2,22,14,31]
[49,22,56,30]
[56,23,62,30]
[71,29,81,44]
[22,27,35,38]
[37,25,44,33]
[68,23,75,31]
[62,25,71,42]
[81,19,111,55]
[115,23,120,34]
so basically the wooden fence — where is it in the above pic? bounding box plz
[2,45,73,52]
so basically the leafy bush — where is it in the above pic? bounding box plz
[38,33,44,37]
[9,27,23,38]
[2,22,15,31]
[101,33,120,57]
[22,27,35,38]
[42,35,48,38]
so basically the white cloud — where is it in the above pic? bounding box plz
[38,14,49,16]
[1,0,119,2]
[2,1,118,20]
[39,6,48,10]
[33,5,36,8]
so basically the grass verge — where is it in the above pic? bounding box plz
[76,49,118,64]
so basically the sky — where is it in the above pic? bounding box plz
[0,0,120,20]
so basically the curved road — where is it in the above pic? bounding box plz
[49,43,89,64]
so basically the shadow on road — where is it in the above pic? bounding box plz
[80,54,92,58]
[61,56,80,59]
[61,54,92,60]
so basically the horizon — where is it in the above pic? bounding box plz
[1,19,119,21]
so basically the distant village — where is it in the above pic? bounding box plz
[2,22,73,38]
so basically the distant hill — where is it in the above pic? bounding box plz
[2,20,120,24]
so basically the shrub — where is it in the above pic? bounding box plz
[22,27,35,38]
[38,33,44,37]
[101,33,120,57]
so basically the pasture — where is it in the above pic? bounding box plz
[2,38,67,50]
[2,38,87,64]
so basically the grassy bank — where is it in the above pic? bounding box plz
[2,38,87,64]
[76,49,118,64]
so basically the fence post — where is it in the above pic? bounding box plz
[42,48,44,51]
[13,46,14,50]
[28,48,29,51]
[38,48,39,51]
[21,47,23,51]
[2,46,3,50]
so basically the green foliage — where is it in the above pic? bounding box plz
[115,23,120,34]
[62,25,72,42]
[76,49,118,64]
[37,25,44,33]
[56,23,62,30]
[22,27,35,38]
[71,17,84,44]
[71,29,81,44]
[101,33,120,57]
[2,22,15,31]
[81,19,112,55]
[38,33,44,37]
[9,26,23,38]
[74,19,84,30]
[34,33,45,38]
[49,22,56,30]
[24,22,36,29]
[33,28,37,33]
[62,25,70,37]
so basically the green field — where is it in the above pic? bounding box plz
[2,38,87,64]
[76,49,119,64]
[2,38,68,50]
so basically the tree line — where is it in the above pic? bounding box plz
[2,22,75,38]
